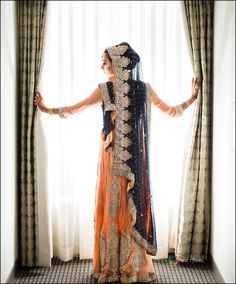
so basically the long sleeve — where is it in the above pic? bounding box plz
[151,87,181,117]
[62,87,102,117]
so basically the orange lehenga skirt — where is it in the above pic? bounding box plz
[93,131,156,283]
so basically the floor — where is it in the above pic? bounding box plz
[13,257,218,283]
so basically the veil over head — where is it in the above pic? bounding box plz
[106,41,142,81]
[100,42,157,255]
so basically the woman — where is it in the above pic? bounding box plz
[35,42,200,283]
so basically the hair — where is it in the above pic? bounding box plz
[103,49,112,63]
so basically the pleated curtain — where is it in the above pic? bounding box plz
[176,0,214,262]
[17,0,47,266]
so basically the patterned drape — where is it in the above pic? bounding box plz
[17,0,47,266]
[176,1,214,262]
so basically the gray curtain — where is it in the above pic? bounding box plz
[17,0,47,266]
[176,0,214,262]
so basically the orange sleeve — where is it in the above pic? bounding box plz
[151,87,181,117]
[62,87,102,117]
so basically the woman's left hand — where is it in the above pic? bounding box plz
[191,77,200,100]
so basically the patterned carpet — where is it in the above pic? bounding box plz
[13,257,217,283]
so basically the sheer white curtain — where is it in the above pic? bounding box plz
[36,1,194,266]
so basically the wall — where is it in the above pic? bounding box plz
[211,1,235,283]
[1,1,18,283]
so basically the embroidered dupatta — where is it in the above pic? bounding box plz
[99,43,157,256]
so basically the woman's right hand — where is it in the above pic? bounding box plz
[34,91,47,112]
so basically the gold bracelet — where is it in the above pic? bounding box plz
[48,108,54,115]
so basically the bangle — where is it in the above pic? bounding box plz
[48,108,54,115]
[176,104,183,116]
[186,100,190,107]
[59,107,66,118]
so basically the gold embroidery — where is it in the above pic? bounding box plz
[110,179,120,193]
[131,240,145,271]
[113,57,131,68]
[109,223,119,273]
[109,178,120,218]
[120,273,156,283]
[99,224,119,277]
[120,110,131,120]
[120,231,131,267]
[115,81,130,94]
[98,228,156,283]
[118,149,132,161]
[120,137,132,148]
[98,274,120,283]
[98,83,116,112]
[106,44,134,184]
[107,44,129,57]
[109,197,118,218]
[112,167,134,183]
[110,255,119,273]
[100,233,106,268]
[116,69,130,81]
[116,119,132,134]
[130,226,157,256]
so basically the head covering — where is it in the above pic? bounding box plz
[99,42,157,255]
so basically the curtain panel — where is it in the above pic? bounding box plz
[176,0,214,262]
[17,0,47,266]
